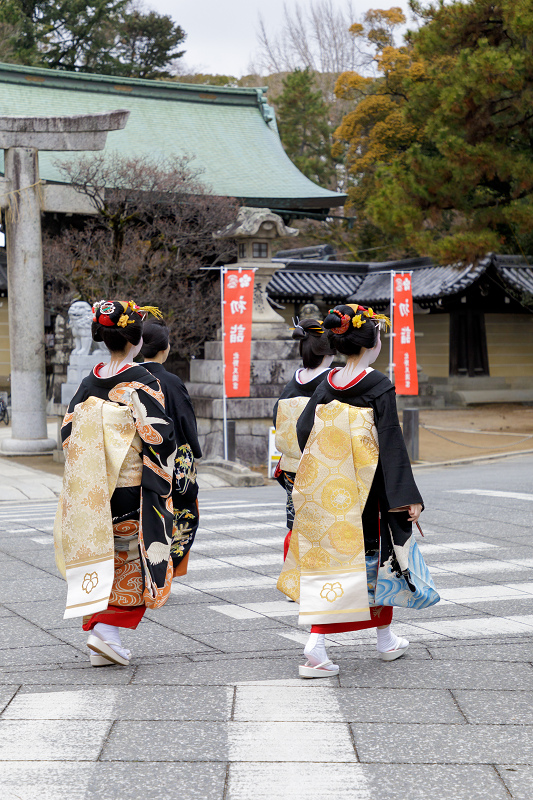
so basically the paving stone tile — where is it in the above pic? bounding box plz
[189,628,302,654]
[0,644,85,667]
[227,763,370,800]
[0,719,110,760]
[361,764,511,800]
[454,690,533,724]
[497,764,533,800]
[464,599,533,616]
[351,722,533,764]
[0,687,18,714]
[206,587,284,604]
[0,762,91,800]
[144,604,286,634]
[339,659,533,690]
[392,603,476,620]
[101,720,227,761]
[0,576,65,603]
[4,601,80,629]
[0,665,135,684]
[104,719,357,763]
[0,762,227,800]
[0,617,65,648]
[233,686,463,723]
[5,685,233,721]
[85,762,227,800]
[428,640,533,661]
[133,656,304,685]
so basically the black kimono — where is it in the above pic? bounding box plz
[143,361,202,570]
[58,364,176,630]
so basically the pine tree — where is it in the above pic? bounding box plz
[334,1,533,261]
[274,68,337,188]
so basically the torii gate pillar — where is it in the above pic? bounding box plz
[0,111,129,454]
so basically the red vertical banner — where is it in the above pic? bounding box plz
[393,272,418,395]
[223,269,254,398]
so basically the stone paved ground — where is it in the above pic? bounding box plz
[1,455,533,799]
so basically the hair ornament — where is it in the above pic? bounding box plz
[352,314,366,329]
[328,308,351,335]
[366,309,391,330]
[117,313,135,328]
[127,300,163,320]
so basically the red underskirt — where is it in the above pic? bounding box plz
[311,605,393,633]
[82,605,146,631]
[283,530,292,560]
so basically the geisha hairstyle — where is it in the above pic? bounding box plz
[141,320,170,359]
[323,304,390,356]
[292,318,336,369]
[91,300,162,353]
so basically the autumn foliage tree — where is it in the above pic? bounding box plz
[334,1,533,262]
[43,155,237,359]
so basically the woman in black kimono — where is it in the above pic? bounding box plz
[272,319,335,556]
[277,303,424,677]
[55,300,176,667]
[141,321,202,574]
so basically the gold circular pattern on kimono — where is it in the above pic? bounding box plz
[301,547,331,570]
[321,477,355,514]
[317,400,343,421]
[327,521,365,556]
[316,426,351,461]
[296,502,334,542]
[277,568,300,601]
[295,453,320,489]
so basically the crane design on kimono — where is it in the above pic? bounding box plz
[145,506,172,566]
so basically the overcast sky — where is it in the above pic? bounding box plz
[149,0,412,76]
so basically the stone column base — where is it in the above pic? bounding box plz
[0,437,57,455]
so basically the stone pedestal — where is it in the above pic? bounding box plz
[61,353,108,406]
[188,340,300,466]
[190,207,300,467]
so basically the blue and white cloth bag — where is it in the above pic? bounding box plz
[366,536,439,609]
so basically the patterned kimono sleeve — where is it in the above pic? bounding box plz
[171,444,199,568]
[134,385,176,498]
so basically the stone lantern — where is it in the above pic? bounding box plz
[214,207,298,340]
[188,207,302,464]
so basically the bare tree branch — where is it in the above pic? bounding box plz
[43,154,238,359]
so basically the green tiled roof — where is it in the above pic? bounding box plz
[0,63,345,212]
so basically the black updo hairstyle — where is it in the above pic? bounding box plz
[323,304,380,356]
[141,320,170,359]
[91,300,143,353]
[292,318,336,369]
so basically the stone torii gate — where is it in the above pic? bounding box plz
[0,110,129,454]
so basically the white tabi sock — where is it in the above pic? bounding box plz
[303,632,337,670]
[93,622,131,660]
[376,625,404,653]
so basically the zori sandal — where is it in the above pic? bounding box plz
[87,634,131,666]
[89,653,114,668]
[378,637,409,661]
[299,659,340,678]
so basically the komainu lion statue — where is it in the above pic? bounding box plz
[68,301,105,355]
